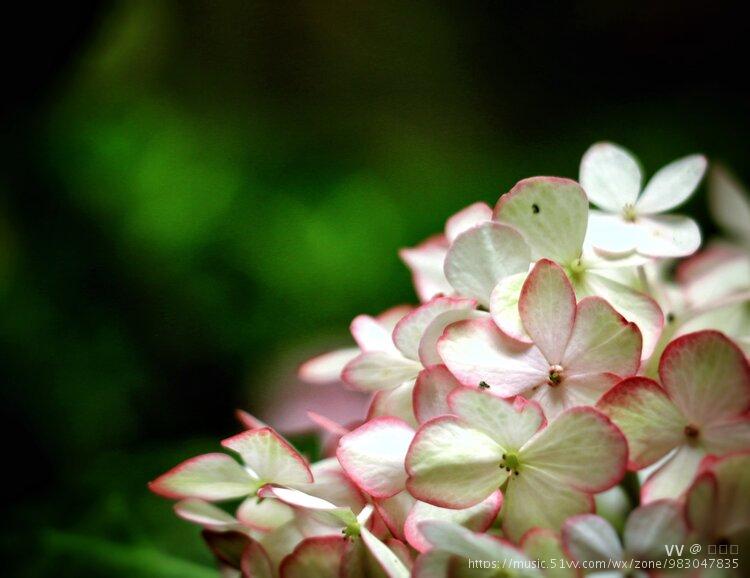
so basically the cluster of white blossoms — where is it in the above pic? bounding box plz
[150,143,750,578]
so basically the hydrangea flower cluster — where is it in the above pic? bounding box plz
[150,142,750,577]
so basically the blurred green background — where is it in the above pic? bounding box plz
[1,1,748,576]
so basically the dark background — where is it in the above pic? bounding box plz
[1,2,748,576]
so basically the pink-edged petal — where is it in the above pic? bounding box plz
[561,514,623,564]
[709,166,750,245]
[399,235,452,303]
[444,222,531,306]
[360,527,410,578]
[350,315,398,353]
[242,539,274,578]
[298,348,360,384]
[494,176,588,265]
[706,452,750,539]
[503,469,595,542]
[149,453,256,500]
[393,296,476,361]
[659,331,750,425]
[632,215,701,258]
[445,202,493,242]
[374,491,415,541]
[521,528,578,578]
[521,407,627,493]
[623,500,688,560]
[222,428,313,485]
[519,259,576,364]
[235,410,268,431]
[597,377,685,469]
[585,211,639,257]
[419,520,534,569]
[449,388,545,451]
[412,365,460,424]
[702,416,750,455]
[405,415,507,509]
[490,271,532,343]
[404,491,502,553]
[336,417,414,499]
[685,471,716,536]
[636,154,707,214]
[341,351,421,392]
[174,498,240,530]
[531,372,620,419]
[367,380,418,428]
[237,495,295,532]
[579,142,642,212]
[438,317,547,396]
[279,536,347,578]
[563,296,642,377]
[640,444,704,503]
[583,272,664,359]
[417,308,488,367]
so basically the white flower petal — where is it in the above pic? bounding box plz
[405,416,507,509]
[636,154,707,214]
[579,142,642,212]
[521,407,627,493]
[563,296,642,377]
[449,388,545,451]
[149,453,256,500]
[444,222,530,306]
[633,215,701,258]
[585,211,639,257]
[494,176,589,265]
[336,417,414,499]
[490,271,532,343]
[502,468,594,542]
[519,259,576,364]
[438,318,547,396]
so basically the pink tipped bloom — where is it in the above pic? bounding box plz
[440,259,642,418]
[598,331,750,503]
[405,388,627,541]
